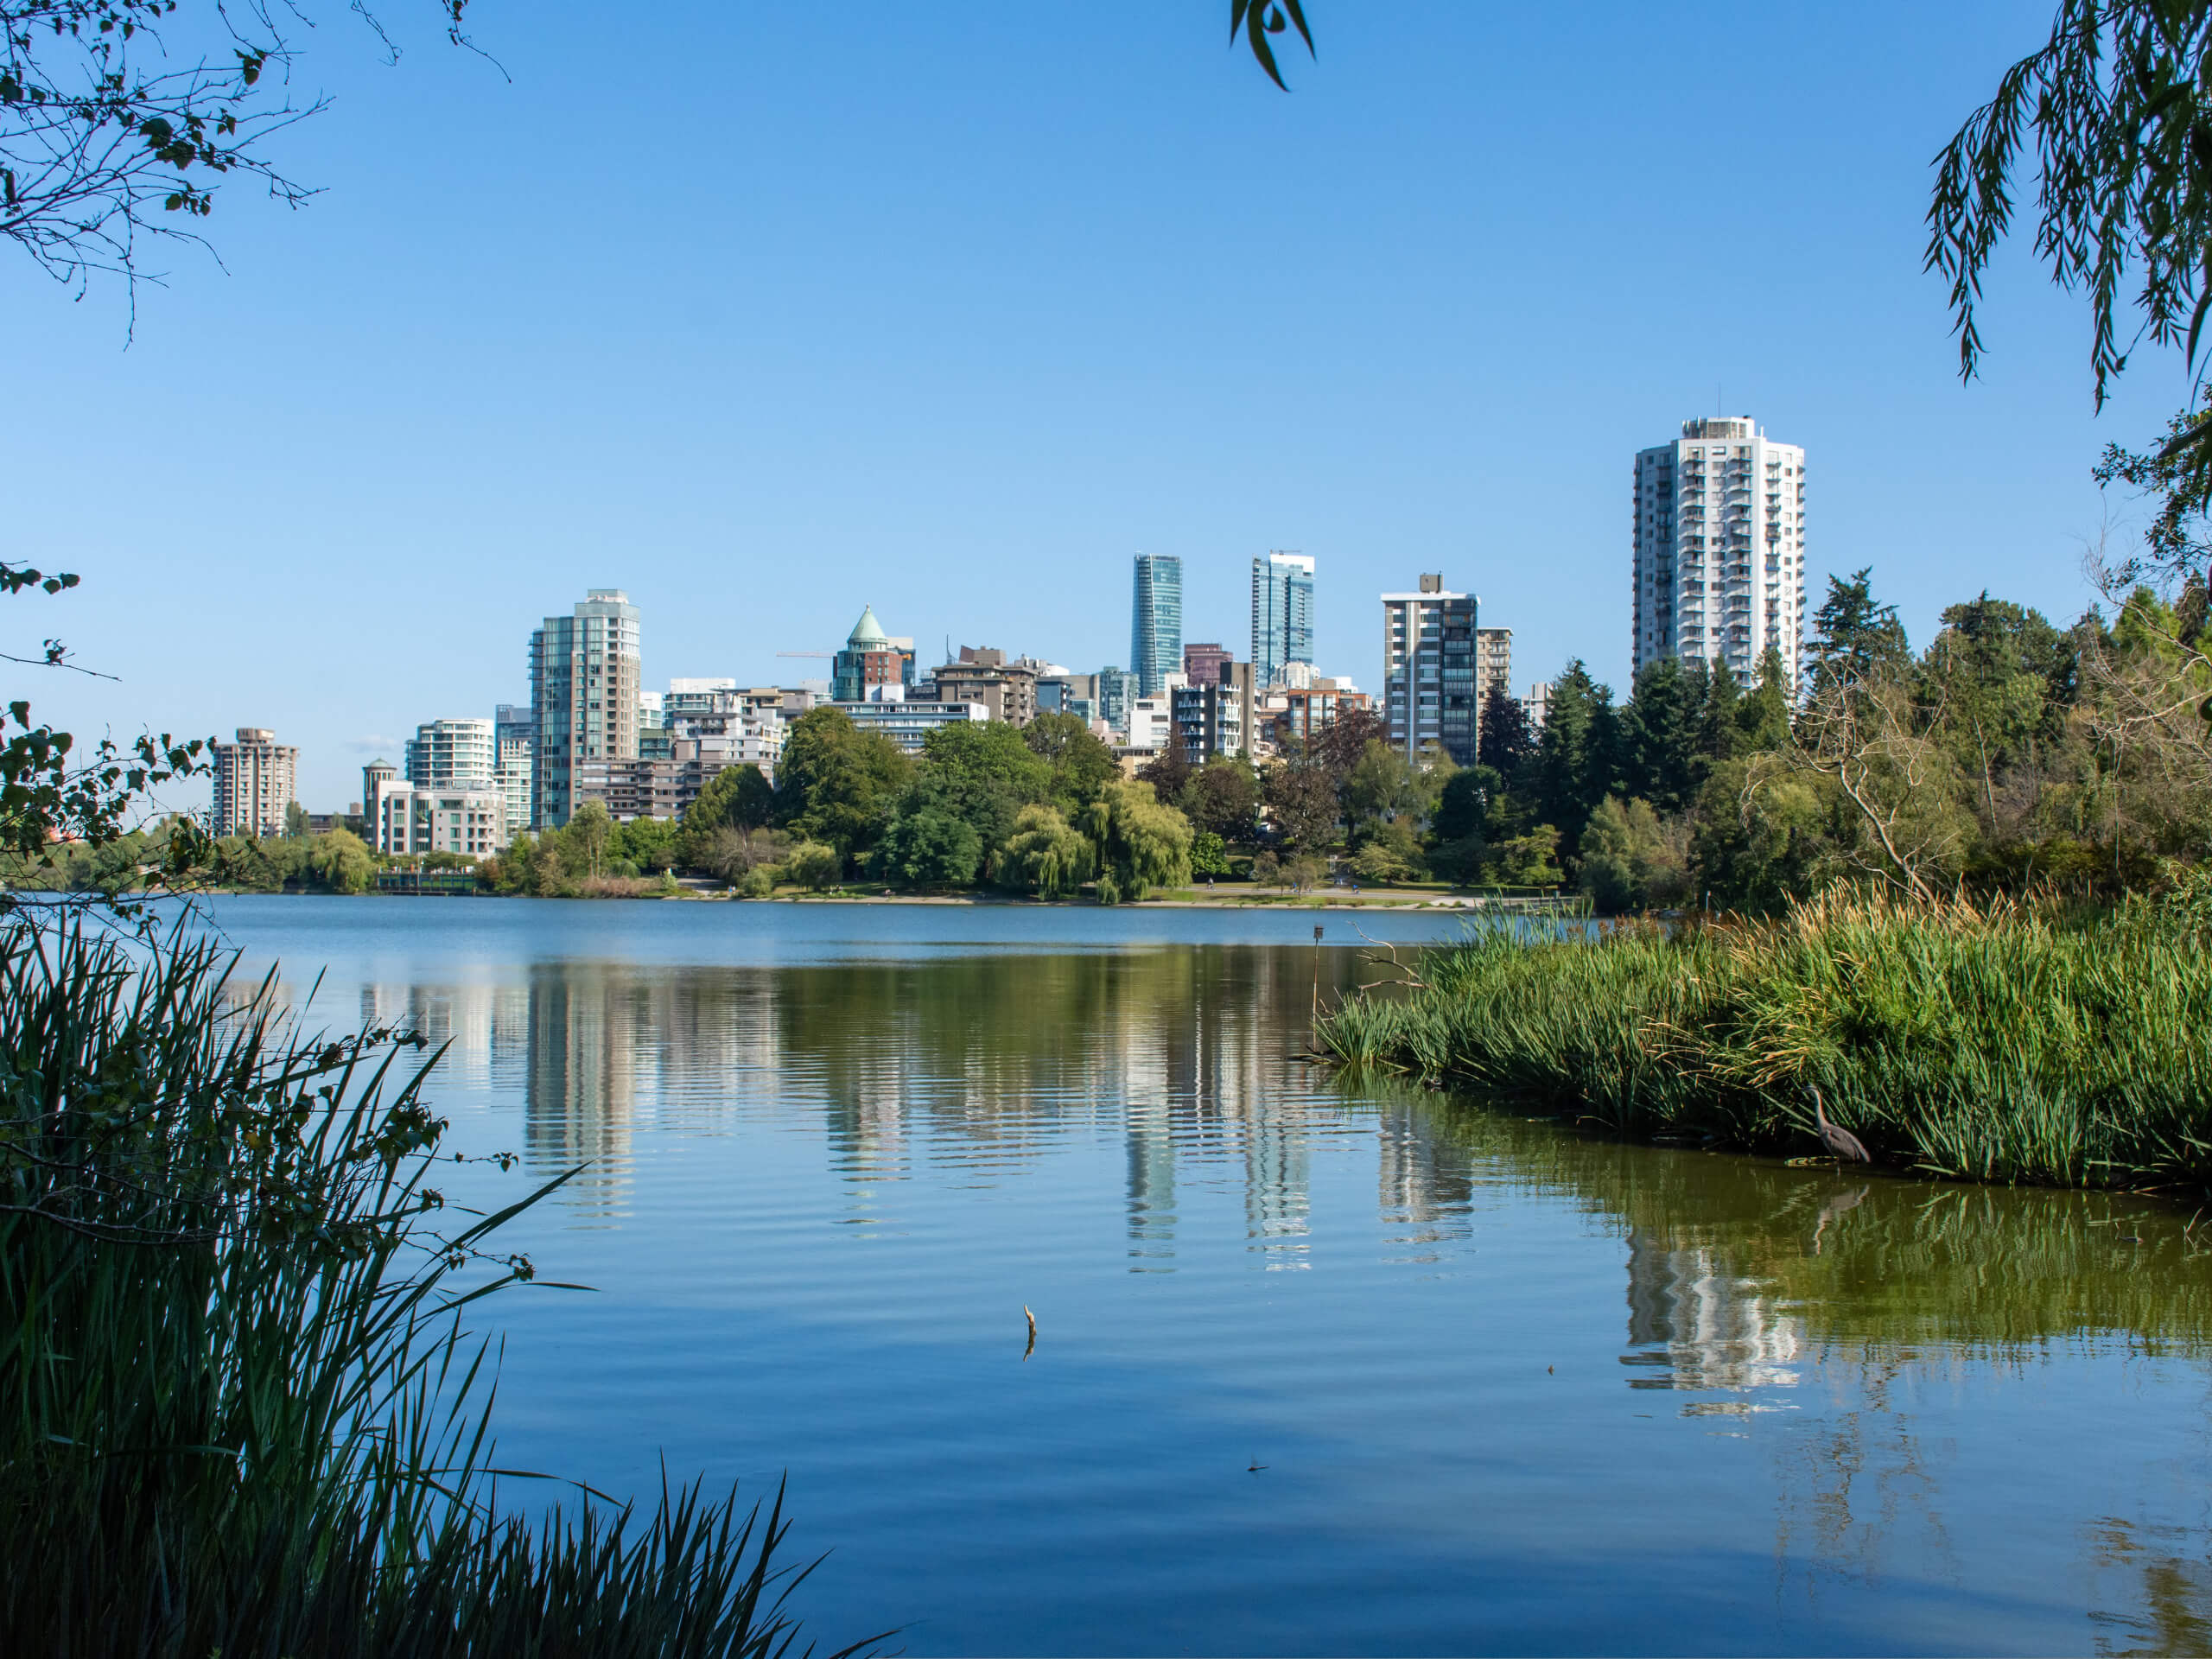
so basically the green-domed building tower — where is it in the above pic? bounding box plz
[830,606,916,702]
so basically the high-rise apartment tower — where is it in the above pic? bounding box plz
[1632,416,1806,685]
[211,728,298,838]
[529,589,642,830]
[493,704,537,836]
[1129,555,1183,699]
[404,718,498,791]
[1250,550,1314,690]
[1381,575,1478,765]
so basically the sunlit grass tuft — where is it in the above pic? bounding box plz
[1318,887,2212,1190]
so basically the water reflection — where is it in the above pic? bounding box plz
[236,928,2212,1654]
[308,944,2212,1360]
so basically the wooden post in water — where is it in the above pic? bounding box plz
[1312,924,1324,1024]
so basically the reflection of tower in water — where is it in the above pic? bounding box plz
[1125,1095,1176,1269]
[1622,1229,1802,1394]
[524,966,638,1217]
[1087,949,1315,1270]
[356,981,508,1095]
[1375,1103,1474,1260]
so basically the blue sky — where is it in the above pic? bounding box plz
[9,1,2195,810]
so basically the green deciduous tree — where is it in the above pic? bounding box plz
[1189,830,1230,876]
[1928,3,2212,435]
[780,841,842,891]
[772,708,912,870]
[1023,713,1119,812]
[1082,779,1192,904]
[1341,741,1430,837]
[991,804,1096,899]
[1575,797,1691,914]
[875,809,983,889]
[1179,757,1261,842]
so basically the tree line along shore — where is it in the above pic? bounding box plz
[25,568,2212,919]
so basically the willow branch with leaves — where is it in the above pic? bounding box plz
[1928,3,2212,511]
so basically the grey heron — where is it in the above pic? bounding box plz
[1809,1087,1872,1163]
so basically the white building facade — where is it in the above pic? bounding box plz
[1633,416,1806,686]
[365,773,508,860]
[1381,575,1479,766]
[405,718,498,791]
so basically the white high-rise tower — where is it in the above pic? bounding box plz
[1632,416,1806,686]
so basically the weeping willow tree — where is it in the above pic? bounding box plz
[1927,2,2212,590]
[990,804,1096,899]
[1081,781,1193,905]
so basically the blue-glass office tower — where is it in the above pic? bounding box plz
[1130,555,1183,698]
[1250,550,1315,689]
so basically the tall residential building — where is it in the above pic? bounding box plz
[830,607,916,701]
[1182,641,1232,686]
[1171,660,1255,765]
[1250,550,1315,690]
[1380,575,1478,766]
[493,705,537,839]
[211,728,298,838]
[1095,666,1135,734]
[404,718,497,791]
[529,589,642,830]
[1633,415,1807,685]
[1475,627,1513,720]
[1130,555,1183,698]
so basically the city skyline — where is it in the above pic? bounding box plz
[11,4,2192,813]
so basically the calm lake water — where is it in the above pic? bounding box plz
[202,896,2212,1656]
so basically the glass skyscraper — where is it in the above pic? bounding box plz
[528,588,641,830]
[1250,550,1315,689]
[1130,555,1183,698]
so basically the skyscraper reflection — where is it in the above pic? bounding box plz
[1621,1228,1802,1395]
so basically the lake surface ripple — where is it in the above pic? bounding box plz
[204,897,2212,1656]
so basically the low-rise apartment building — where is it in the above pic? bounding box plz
[931,647,1039,727]
[365,774,508,860]
[833,691,989,753]
[1264,681,1374,748]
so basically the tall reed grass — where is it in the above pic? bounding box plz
[0,922,868,1657]
[1318,887,2212,1190]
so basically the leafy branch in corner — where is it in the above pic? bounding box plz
[1,2,481,310]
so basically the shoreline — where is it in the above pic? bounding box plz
[194,886,1560,913]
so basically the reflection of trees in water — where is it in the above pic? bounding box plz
[1389,1081,2212,1638]
[1389,1088,2212,1356]
[2090,1518,2212,1657]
